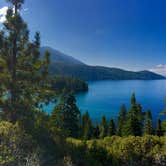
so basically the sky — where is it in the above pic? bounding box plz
[0,0,166,75]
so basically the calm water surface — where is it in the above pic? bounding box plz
[45,80,166,123]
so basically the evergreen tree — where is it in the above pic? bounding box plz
[50,92,81,137]
[117,104,127,136]
[135,104,144,134]
[160,104,166,135]
[131,93,136,105]
[99,115,107,138]
[93,124,100,138]
[122,108,135,136]
[144,110,153,135]
[123,94,143,136]
[107,119,116,136]
[156,119,163,136]
[135,104,143,122]
[122,106,142,136]
[82,112,93,139]
[50,100,64,130]
[0,0,53,130]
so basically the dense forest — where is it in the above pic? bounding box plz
[49,62,165,81]
[50,76,88,93]
[51,92,165,139]
[0,0,166,166]
[40,46,165,81]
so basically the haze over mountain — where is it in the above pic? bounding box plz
[40,46,165,81]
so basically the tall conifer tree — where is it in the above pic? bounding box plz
[156,119,163,136]
[144,110,153,135]
[107,119,116,136]
[50,92,81,137]
[123,94,143,136]
[117,104,127,136]
[0,0,53,130]
[99,115,107,138]
[93,124,100,138]
[82,111,93,139]
[131,93,136,105]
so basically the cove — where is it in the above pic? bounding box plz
[45,80,166,123]
[76,80,166,123]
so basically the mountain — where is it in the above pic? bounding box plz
[40,47,165,81]
[40,46,84,65]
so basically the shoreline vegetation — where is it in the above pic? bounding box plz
[0,0,166,165]
[1,92,166,165]
[50,76,88,93]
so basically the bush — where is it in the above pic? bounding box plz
[0,121,39,166]
[67,136,166,166]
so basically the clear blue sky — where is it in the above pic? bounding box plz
[0,0,166,74]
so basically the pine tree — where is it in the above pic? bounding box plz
[82,112,93,139]
[122,106,142,136]
[131,93,136,105]
[122,107,135,136]
[117,104,127,136]
[135,104,144,133]
[135,104,143,122]
[160,104,166,136]
[156,119,163,137]
[50,92,81,137]
[122,94,143,136]
[93,124,100,138]
[50,100,64,130]
[144,110,153,135]
[99,115,107,138]
[0,0,53,130]
[107,119,116,136]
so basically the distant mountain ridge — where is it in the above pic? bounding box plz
[40,46,165,81]
[40,46,84,65]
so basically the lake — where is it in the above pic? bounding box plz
[45,80,166,123]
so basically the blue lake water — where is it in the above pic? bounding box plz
[45,80,166,123]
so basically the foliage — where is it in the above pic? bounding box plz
[0,0,54,132]
[117,104,126,136]
[82,111,93,140]
[122,94,143,136]
[156,119,163,136]
[0,1,166,166]
[131,93,136,105]
[50,92,81,137]
[93,124,100,139]
[107,119,116,136]
[50,76,88,93]
[144,110,153,135]
[68,135,166,166]
[99,115,107,138]
[0,121,40,166]
[49,62,165,81]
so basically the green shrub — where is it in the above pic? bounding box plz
[0,121,38,166]
[67,136,166,166]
